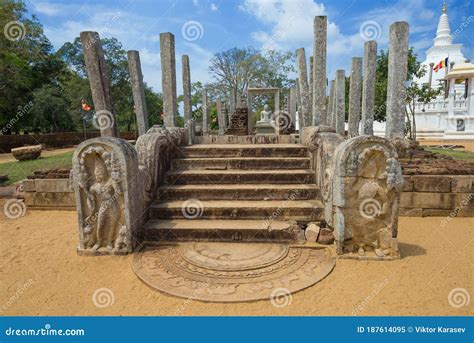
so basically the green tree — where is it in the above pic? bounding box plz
[1,0,66,132]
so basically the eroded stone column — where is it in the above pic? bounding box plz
[385,22,409,139]
[289,87,297,129]
[160,32,177,128]
[348,57,362,137]
[128,50,149,136]
[334,70,346,135]
[361,40,377,135]
[80,31,117,137]
[327,80,335,130]
[309,55,314,122]
[202,88,208,135]
[296,48,311,128]
[217,98,225,135]
[313,16,327,126]
[182,55,194,144]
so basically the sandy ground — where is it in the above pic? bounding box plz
[0,147,74,164]
[0,204,472,316]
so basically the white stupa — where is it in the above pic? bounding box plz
[416,1,465,87]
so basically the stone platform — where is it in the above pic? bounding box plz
[132,242,335,302]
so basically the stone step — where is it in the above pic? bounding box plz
[158,184,319,200]
[165,169,315,184]
[195,134,298,144]
[150,199,324,220]
[181,144,308,158]
[171,157,311,170]
[144,219,302,242]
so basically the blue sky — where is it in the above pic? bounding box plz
[25,0,474,93]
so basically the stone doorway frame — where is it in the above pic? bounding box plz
[246,87,280,135]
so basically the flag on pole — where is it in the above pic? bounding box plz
[81,99,92,112]
[433,57,449,73]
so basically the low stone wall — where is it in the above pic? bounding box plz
[22,179,75,210]
[400,175,473,217]
[21,175,474,217]
[0,131,137,153]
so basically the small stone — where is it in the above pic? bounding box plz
[305,223,320,242]
[317,228,334,245]
[374,248,385,257]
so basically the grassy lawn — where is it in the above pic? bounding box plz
[425,147,474,161]
[0,151,73,186]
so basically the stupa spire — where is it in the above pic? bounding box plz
[434,1,452,46]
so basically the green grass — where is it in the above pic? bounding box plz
[425,147,474,161]
[0,151,73,186]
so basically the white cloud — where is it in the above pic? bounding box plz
[33,2,63,16]
[210,3,218,11]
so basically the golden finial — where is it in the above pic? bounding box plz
[442,1,447,13]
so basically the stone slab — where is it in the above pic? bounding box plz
[412,175,452,193]
[34,179,71,193]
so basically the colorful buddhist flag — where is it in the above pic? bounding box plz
[433,57,449,73]
[81,99,92,112]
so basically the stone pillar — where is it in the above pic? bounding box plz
[428,62,434,88]
[230,87,236,115]
[182,55,194,144]
[127,50,149,136]
[348,57,362,137]
[217,98,225,135]
[361,40,377,135]
[202,88,208,135]
[327,80,335,130]
[385,22,409,139]
[313,16,327,126]
[289,87,297,129]
[160,32,177,128]
[295,78,303,132]
[80,31,117,137]
[309,55,314,121]
[296,48,311,128]
[334,70,346,135]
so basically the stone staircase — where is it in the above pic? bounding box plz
[144,143,323,242]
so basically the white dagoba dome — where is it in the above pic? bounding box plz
[416,1,465,88]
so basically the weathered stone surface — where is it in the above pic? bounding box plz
[11,145,42,161]
[330,136,403,260]
[403,176,414,191]
[305,222,321,242]
[160,32,177,128]
[400,192,455,209]
[133,242,335,302]
[327,80,335,129]
[317,228,334,245]
[35,179,71,193]
[296,48,311,128]
[80,31,117,137]
[422,209,452,217]
[313,16,327,126]
[71,137,144,255]
[385,22,409,139]
[182,54,194,144]
[289,87,297,129]
[361,41,377,135]
[127,50,149,136]
[217,98,226,135]
[412,175,451,192]
[32,192,75,207]
[348,57,362,137]
[202,88,208,135]
[451,176,474,193]
[334,70,346,135]
[22,179,35,192]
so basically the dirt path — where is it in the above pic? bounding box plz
[418,139,474,152]
[0,147,74,164]
[0,205,472,316]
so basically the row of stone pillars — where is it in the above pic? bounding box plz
[296,18,409,139]
[80,31,197,139]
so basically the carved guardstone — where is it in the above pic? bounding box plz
[330,136,404,260]
[71,137,144,255]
